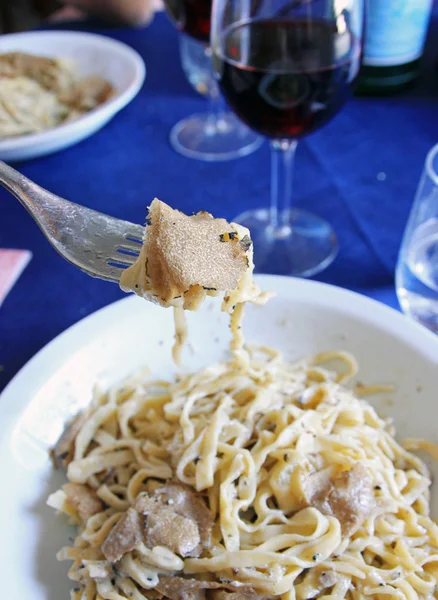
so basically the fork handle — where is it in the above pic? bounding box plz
[0,160,78,254]
[0,161,64,221]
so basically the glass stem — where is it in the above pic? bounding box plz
[205,44,223,132]
[207,84,222,128]
[270,139,298,236]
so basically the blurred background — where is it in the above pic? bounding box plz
[1,0,438,390]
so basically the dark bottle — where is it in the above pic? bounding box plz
[357,0,433,95]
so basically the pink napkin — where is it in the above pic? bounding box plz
[0,250,32,308]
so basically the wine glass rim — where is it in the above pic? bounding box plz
[425,143,438,186]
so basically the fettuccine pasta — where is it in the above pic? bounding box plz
[48,346,438,600]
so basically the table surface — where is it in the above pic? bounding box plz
[1,11,438,392]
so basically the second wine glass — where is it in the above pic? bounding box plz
[163,0,262,161]
[211,0,364,275]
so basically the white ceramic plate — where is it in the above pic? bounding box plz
[1,276,438,596]
[0,31,146,161]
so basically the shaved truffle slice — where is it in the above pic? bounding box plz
[154,482,214,550]
[120,199,251,308]
[135,482,213,557]
[102,508,143,563]
[134,493,161,515]
[136,482,214,556]
[145,508,201,557]
[303,464,375,536]
[63,483,104,522]
[156,576,253,600]
[156,576,206,600]
[51,411,87,470]
[212,592,262,600]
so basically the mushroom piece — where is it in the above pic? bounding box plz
[145,507,201,557]
[63,483,104,523]
[156,576,255,600]
[51,411,87,470]
[119,199,251,309]
[102,508,144,563]
[303,464,375,536]
[135,482,214,557]
[212,592,262,600]
[102,481,214,563]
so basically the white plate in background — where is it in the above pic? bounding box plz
[0,31,146,161]
[0,275,437,596]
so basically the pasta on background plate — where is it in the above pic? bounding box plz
[0,52,114,138]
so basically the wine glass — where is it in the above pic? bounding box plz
[396,142,438,334]
[163,0,262,161]
[211,0,364,275]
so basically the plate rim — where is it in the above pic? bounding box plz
[1,276,438,598]
[2,275,438,415]
[0,29,146,152]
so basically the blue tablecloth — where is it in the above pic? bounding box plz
[1,12,438,392]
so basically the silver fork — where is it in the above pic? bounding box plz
[0,161,144,282]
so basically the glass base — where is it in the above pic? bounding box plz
[234,208,338,277]
[170,112,263,161]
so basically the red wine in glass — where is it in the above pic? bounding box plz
[164,0,212,42]
[211,0,363,275]
[214,19,360,138]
